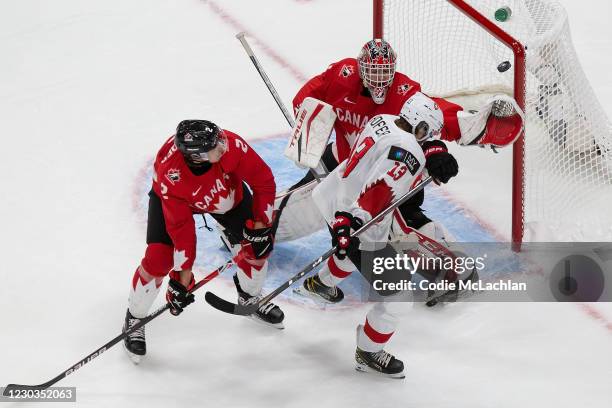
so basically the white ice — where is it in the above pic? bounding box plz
[1,1,611,407]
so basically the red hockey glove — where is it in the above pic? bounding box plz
[166,270,195,316]
[422,140,458,184]
[242,219,274,259]
[330,211,363,260]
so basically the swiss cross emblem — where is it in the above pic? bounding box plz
[339,237,348,246]
[397,84,412,95]
[340,64,355,78]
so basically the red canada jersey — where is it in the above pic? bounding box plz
[293,58,462,162]
[152,130,276,270]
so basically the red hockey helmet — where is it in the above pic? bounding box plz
[357,39,397,104]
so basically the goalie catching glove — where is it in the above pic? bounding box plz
[242,219,274,259]
[330,211,363,260]
[456,94,525,148]
[422,140,458,184]
[166,271,195,316]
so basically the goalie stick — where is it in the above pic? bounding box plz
[2,260,234,395]
[204,177,434,316]
[235,32,329,180]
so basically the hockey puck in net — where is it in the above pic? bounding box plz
[497,61,512,72]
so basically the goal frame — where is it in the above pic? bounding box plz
[373,0,527,247]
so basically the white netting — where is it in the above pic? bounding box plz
[384,0,612,241]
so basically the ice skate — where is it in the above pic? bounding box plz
[234,274,285,329]
[123,309,146,364]
[293,274,344,304]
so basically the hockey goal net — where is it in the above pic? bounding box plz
[376,0,612,243]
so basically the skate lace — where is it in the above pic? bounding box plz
[241,295,276,315]
[128,318,145,341]
[373,350,393,367]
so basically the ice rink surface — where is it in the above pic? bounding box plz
[1,1,611,407]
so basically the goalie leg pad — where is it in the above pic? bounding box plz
[274,180,327,242]
[285,97,336,169]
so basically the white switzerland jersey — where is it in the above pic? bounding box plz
[312,114,426,243]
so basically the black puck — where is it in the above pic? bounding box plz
[497,61,512,72]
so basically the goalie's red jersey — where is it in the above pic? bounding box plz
[293,58,462,162]
[151,130,276,270]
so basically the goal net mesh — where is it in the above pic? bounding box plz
[383,0,612,241]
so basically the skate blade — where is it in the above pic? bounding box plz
[293,285,337,305]
[246,314,285,330]
[355,363,405,379]
[123,343,143,365]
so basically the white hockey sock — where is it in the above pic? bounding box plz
[235,257,268,297]
[128,266,163,318]
[357,302,400,352]
[318,254,355,287]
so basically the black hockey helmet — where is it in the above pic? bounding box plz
[175,120,222,166]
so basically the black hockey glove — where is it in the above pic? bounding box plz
[422,140,458,184]
[242,219,274,259]
[330,211,363,260]
[166,271,195,316]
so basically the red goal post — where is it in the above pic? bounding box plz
[373,0,527,247]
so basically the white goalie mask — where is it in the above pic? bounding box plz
[399,92,444,142]
[357,39,397,104]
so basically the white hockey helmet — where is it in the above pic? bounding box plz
[357,39,397,104]
[399,92,444,141]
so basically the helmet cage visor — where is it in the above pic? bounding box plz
[358,39,397,104]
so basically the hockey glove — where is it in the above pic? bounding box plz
[331,211,363,260]
[166,270,195,316]
[242,219,274,259]
[422,140,458,184]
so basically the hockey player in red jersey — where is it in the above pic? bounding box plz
[291,38,464,170]
[123,120,283,363]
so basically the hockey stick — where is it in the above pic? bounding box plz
[392,221,478,306]
[205,177,434,316]
[235,32,328,180]
[2,260,234,395]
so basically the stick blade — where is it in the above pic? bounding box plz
[204,291,256,316]
[3,384,45,396]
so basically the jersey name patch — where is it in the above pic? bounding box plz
[388,146,420,176]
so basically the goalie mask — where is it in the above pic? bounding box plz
[175,119,227,166]
[357,39,397,104]
[399,92,444,142]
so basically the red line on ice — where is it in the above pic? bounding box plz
[204,0,309,83]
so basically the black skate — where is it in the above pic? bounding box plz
[123,309,146,364]
[234,274,285,329]
[293,274,344,304]
[355,346,405,379]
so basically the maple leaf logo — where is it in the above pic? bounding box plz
[173,249,189,270]
[357,178,395,218]
[212,188,236,213]
[263,203,275,224]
